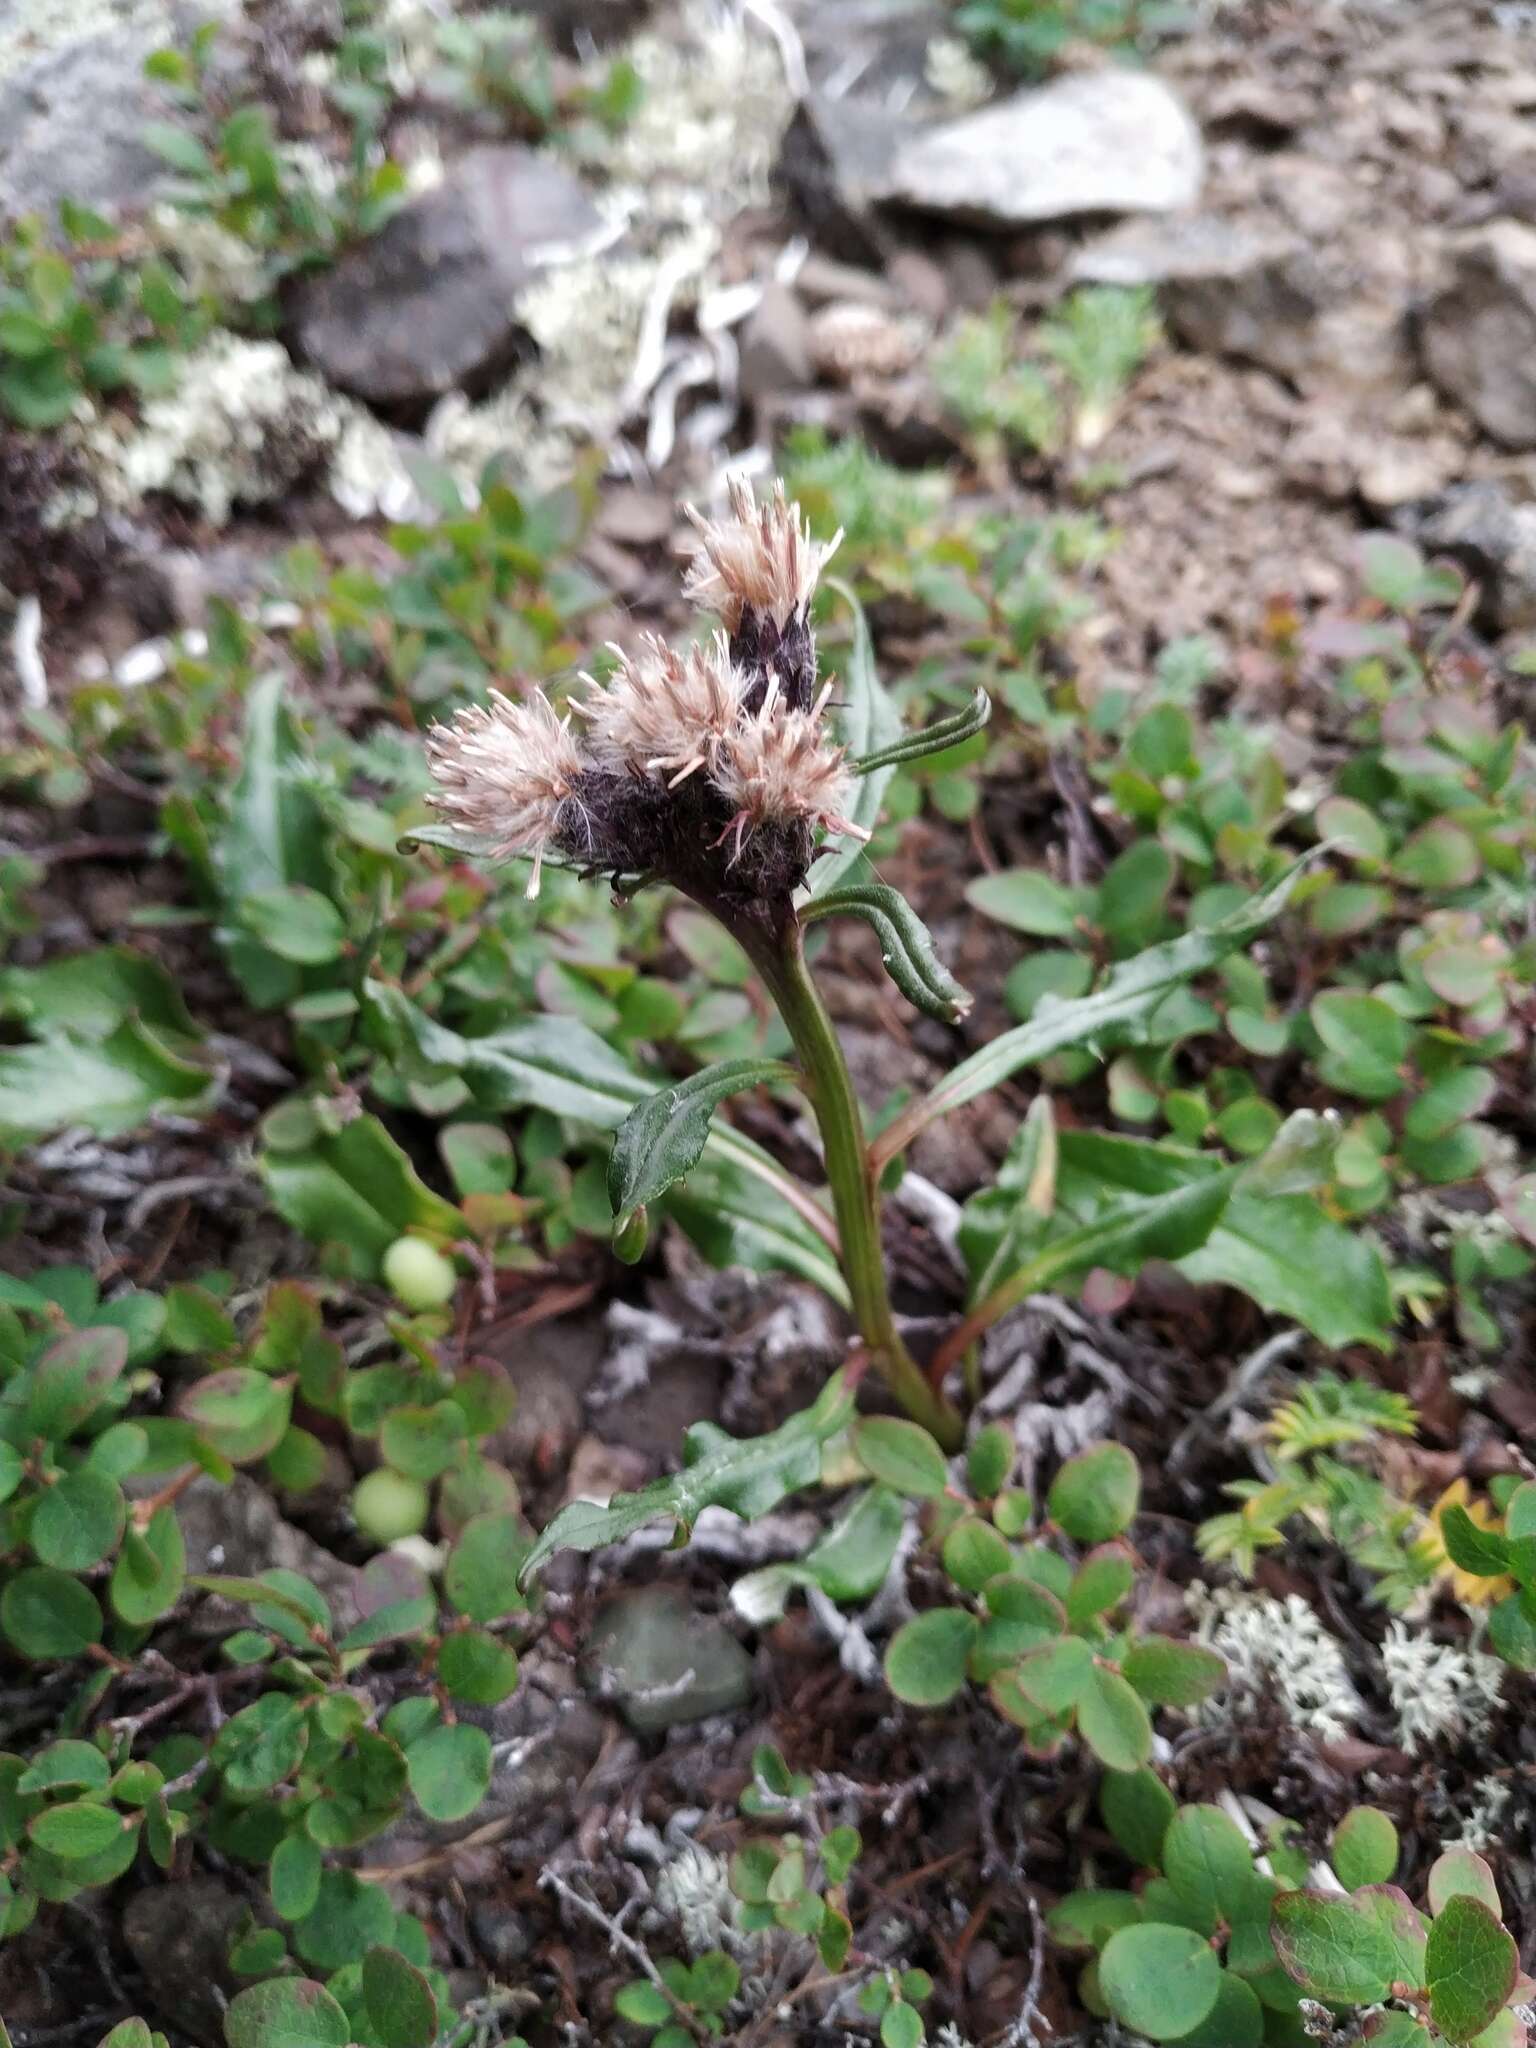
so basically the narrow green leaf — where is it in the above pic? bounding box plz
[802,882,972,1022]
[878,857,1312,1157]
[521,1371,853,1582]
[806,578,902,896]
[850,686,992,775]
[607,1057,792,1227]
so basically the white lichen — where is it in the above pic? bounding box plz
[923,35,992,112]
[73,333,343,525]
[1448,1776,1513,1851]
[149,205,269,309]
[1190,1586,1362,1742]
[574,5,793,215]
[1380,1621,1504,1754]
[327,405,421,522]
[426,222,715,489]
[653,1843,741,1957]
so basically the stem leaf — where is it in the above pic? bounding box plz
[874,855,1314,1167]
[802,883,972,1023]
[850,687,992,776]
[806,578,902,897]
[519,1370,854,1583]
[607,1057,794,1229]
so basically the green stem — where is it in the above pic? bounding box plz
[752,921,963,1452]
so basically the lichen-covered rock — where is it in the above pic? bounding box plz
[292,144,603,408]
[879,68,1204,229]
[0,0,238,219]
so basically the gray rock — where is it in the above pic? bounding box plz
[738,281,814,401]
[1396,481,1536,632]
[0,17,183,220]
[583,1586,753,1734]
[880,69,1203,230]
[121,1877,249,2048]
[292,145,603,407]
[777,92,909,267]
[1420,223,1536,449]
[1075,211,1413,395]
[175,1471,358,1633]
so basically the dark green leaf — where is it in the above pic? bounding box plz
[1332,1807,1399,1891]
[1,1568,102,1660]
[521,1371,852,1582]
[1120,1636,1226,1709]
[1048,1443,1140,1544]
[27,1800,124,1860]
[883,1607,978,1707]
[801,883,972,1022]
[1077,1666,1153,1769]
[852,1416,949,1499]
[607,1057,792,1227]
[406,1722,491,1823]
[362,1944,439,2048]
[1098,1923,1222,2041]
[1426,1895,1518,2045]
[224,1979,351,2048]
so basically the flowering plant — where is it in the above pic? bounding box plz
[418,476,1306,1469]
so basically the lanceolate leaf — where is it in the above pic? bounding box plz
[1051,1128,1392,1351]
[963,1162,1239,1334]
[806,578,902,898]
[608,1058,794,1228]
[371,986,841,1286]
[520,1371,854,1583]
[850,687,993,776]
[871,857,1313,1168]
[801,884,972,1023]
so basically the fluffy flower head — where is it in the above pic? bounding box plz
[579,630,745,783]
[714,683,866,854]
[684,475,842,632]
[425,689,583,896]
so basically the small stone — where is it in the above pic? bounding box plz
[879,69,1203,230]
[294,145,604,407]
[583,1586,754,1734]
[1420,222,1536,449]
[121,1879,249,2048]
[1396,480,1536,632]
[738,281,814,401]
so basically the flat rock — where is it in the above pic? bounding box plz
[1420,222,1536,449]
[583,1585,753,1734]
[1075,211,1413,395]
[293,145,603,407]
[0,4,233,221]
[879,69,1203,229]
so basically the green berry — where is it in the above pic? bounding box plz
[382,1235,457,1310]
[352,1468,429,1544]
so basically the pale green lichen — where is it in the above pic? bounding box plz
[1190,1586,1361,1741]
[71,332,344,524]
